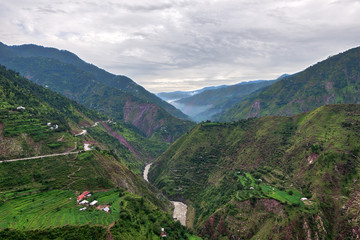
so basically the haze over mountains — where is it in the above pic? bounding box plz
[0,41,360,240]
[158,80,278,122]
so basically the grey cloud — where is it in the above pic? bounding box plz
[1,0,360,92]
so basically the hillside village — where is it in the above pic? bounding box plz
[76,191,111,213]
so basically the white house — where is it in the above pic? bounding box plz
[80,207,87,211]
[79,200,89,205]
[17,106,26,110]
[47,122,51,126]
[90,200,98,206]
[103,207,110,212]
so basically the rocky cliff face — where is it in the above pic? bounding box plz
[123,99,164,138]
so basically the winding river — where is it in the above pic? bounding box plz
[143,163,188,226]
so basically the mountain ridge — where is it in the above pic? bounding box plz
[0,42,194,143]
[218,46,360,121]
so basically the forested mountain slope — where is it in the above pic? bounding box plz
[0,42,188,120]
[150,104,360,239]
[219,46,360,121]
[0,42,194,143]
[0,65,198,239]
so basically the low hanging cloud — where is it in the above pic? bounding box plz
[1,0,360,92]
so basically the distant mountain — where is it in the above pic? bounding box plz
[1,43,188,120]
[0,65,196,239]
[219,46,360,121]
[0,42,194,142]
[150,104,360,239]
[157,85,230,102]
[169,80,276,122]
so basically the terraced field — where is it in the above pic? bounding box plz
[0,102,50,141]
[234,171,305,206]
[0,189,122,230]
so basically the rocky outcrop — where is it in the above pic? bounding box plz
[123,99,164,137]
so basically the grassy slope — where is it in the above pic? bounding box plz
[150,104,360,239]
[0,42,194,143]
[0,66,200,239]
[219,46,360,122]
[7,42,189,120]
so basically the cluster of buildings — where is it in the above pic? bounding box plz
[76,191,110,212]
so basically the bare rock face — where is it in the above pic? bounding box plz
[123,99,164,138]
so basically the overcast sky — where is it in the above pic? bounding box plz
[1,0,360,92]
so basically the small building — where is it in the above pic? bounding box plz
[80,207,87,211]
[79,200,89,205]
[160,228,167,238]
[17,106,26,110]
[103,207,110,212]
[86,193,92,197]
[301,197,308,201]
[249,187,254,190]
[55,124,59,129]
[90,200,98,206]
[47,122,51,126]
[77,191,90,201]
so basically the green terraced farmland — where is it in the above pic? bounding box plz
[260,185,304,206]
[0,189,122,230]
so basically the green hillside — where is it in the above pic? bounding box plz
[174,80,275,122]
[0,42,194,143]
[0,65,200,239]
[219,46,360,122]
[150,104,360,239]
[0,42,188,120]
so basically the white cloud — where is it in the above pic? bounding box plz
[1,0,360,92]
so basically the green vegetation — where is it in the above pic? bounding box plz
[0,42,194,142]
[0,189,197,239]
[0,65,200,239]
[150,104,360,239]
[219,46,360,121]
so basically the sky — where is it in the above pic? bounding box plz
[1,0,360,92]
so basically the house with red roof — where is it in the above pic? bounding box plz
[77,191,90,202]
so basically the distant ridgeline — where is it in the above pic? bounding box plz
[169,80,276,122]
[150,104,360,239]
[0,65,199,239]
[0,42,194,143]
[218,46,360,122]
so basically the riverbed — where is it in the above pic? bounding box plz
[143,163,188,226]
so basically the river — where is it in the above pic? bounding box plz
[143,163,152,182]
[143,163,188,226]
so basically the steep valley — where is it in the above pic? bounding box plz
[0,66,199,239]
[150,104,360,239]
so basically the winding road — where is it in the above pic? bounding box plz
[0,151,79,163]
[143,163,188,226]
